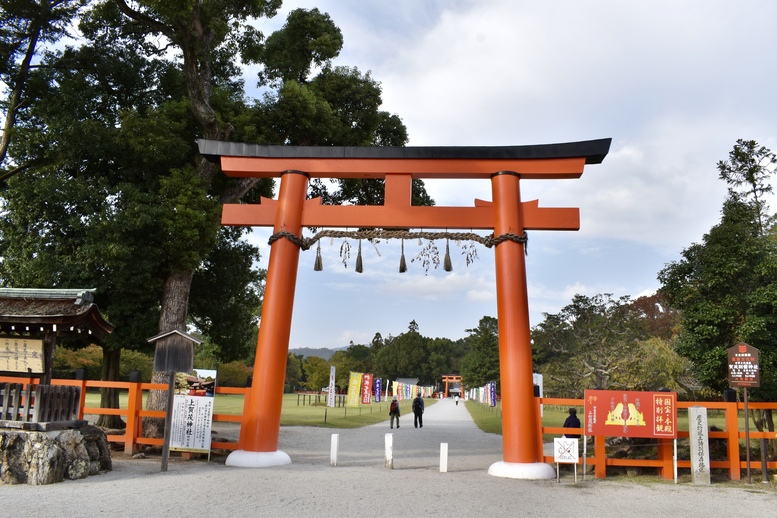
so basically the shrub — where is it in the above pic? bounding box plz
[217,361,252,387]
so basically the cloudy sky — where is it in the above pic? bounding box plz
[242,0,777,350]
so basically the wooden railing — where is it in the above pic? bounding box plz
[0,376,248,455]
[3,376,775,480]
[539,397,777,481]
[0,382,82,428]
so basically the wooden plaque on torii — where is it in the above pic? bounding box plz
[198,138,611,478]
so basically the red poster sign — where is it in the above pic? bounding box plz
[584,390,677,439]
[361,373,373,404]
[727,342,760,388]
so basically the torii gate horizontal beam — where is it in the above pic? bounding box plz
[222,197,579,230]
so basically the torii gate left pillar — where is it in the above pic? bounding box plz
[198,138,610,478]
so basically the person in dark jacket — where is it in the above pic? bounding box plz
[563,408,581,438]
[412,393,425,428]
[389,396,400,429]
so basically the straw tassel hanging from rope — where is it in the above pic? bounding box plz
[399,239,407,273]
[444,238,453,272]
[314,241,323,271]
[355,240,363,273]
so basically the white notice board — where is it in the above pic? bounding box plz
[170,395,214,453]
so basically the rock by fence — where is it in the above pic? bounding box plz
[0,424,111,485]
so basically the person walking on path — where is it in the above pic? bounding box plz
[389,396,400,428]
[412,393,425,428]
[562,408,581,438]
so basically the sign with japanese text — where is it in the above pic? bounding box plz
[728,342,760,388]
[375,378,382,403]
[327,366,336,407]
[584,390,677,439]
[0,337,44,374]
[170,395,213,453]
[347,371,362,408]
[361,373,373,404]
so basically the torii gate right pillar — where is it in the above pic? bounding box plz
[487,172,555,479]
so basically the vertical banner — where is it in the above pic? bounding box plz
[327,365,336,407]
[375,378,382,403]
[170,394,214,453]
[361,373,373,404]
[489,381,497,407]
[347,371,362,407]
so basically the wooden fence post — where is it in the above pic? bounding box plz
[725,401,741,481]
[657,438,674,480]
[595,435,606,479]
[124,380,143,455]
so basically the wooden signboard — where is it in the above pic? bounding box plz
[584,390,677,439]
[728,342,760,388]
[0,337,45,374]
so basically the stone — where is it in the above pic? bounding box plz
[689,406,711,485]
[0,425,111,485]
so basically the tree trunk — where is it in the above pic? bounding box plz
[752,408,776,459]
[96,347,125,429]
[143,269,194,438]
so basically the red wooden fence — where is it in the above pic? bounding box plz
[541,397,777,481]
[2,376,774,480]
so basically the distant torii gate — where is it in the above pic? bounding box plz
[441,375,462,398]
[198,138,611,479]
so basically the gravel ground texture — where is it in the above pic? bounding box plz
[2,398,776,517]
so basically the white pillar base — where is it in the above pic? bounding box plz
[225,450,292,468]
[488,461,556,480]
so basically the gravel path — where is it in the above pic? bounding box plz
[2,398,776,517]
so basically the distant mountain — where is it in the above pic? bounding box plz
[289,347,344,360]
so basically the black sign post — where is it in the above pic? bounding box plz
[727,342,760,484]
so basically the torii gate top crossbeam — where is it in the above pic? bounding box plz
[199,138,611,179]
[198,138,611,231]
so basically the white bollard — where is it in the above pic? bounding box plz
[385,433,394,469]
[330,434,339,467]
[440,443,448,473]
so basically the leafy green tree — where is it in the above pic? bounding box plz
[531,294,652,396]
[329,342,375,388]
[0,0,87,172]
[285,352,303,391]
[302,356,330,391]
[659,141,777,401]
[460,316,500,389]
[717,139,776,235]
[1,4,431,436]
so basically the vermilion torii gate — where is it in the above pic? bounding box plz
[198,138,611,479]
[441,374,462,398]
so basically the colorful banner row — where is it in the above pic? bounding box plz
[342,371,434,408]
[466,381,497,407]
